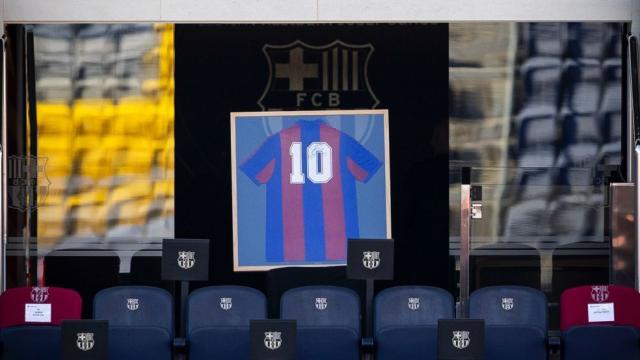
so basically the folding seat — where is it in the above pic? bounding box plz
[469,286,548,360]
[567,23,606,59]
[94,286,173,360]
[0,286,82,360]
[186,286,267,360]
[517,105,557,150]
[561,112,600,145]
[524,23,565,57]
[521,57,562,105]
[281,286,361,360]
[562,58,602,115]
[561,285,640,360]
[374,286,454,360]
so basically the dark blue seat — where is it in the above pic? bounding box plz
[1,327,62,360]
[374,286,454,360]
[281,286,360,360]
[469,286,548,360]
[94,286,173,360]
[186,286,267,360]
[563,326,640,359]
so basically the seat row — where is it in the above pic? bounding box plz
[1,284,639,359]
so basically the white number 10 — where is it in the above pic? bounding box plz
[289,142,333,184]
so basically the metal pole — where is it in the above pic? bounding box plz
[459,168,471,318]
[1,34,6,292]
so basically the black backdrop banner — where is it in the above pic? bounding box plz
[175,24,451,311]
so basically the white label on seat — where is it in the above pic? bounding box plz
[25,303,52,323]
[587,302,614,323]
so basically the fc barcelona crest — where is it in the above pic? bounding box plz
[30,287,49,303]
[258,40,379,111]
[8,156,50,212]
[220,297,233,311]
[315,297,328,311]
[591,286,609,303]
[501,297,514,311]
[126,298,139,311]
[408,297,420,311]
[76,333,95,351]
[362,251,381,270]
[264,331,282,350]
[177,251,196,270]
[452,331,470,350]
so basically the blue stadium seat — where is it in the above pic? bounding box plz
[281,286,360,360]
[469,286,548,360]
[561,112,600,145]
[525,23,565,57]
[186,286,267,360]
[521,57,562,105]
[93,286,173,360]
[562,58,602,115]
[563,326,640,359]
[517,106,557,150]
[374,286,454,360]
[567,23,606,59]
[1,327,62,360]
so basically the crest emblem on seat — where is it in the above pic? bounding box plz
[362,251,380,270]
[127,298,139,311]
[501,297,514,311]
[220,297,233,311]
[452,331,470,349]
[30,287,49,303]
[408,297,420,311]
[264,331,282,350]
[177,251,195,270]
[591,286,609,303]
[315,297,328,310]
[76,333,95,351]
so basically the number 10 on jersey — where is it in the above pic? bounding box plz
[289,142,333,184]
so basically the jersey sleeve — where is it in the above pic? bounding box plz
[343,134,382,183]
[240,135,278,185]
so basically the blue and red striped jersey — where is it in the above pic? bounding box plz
[240,119,382,262]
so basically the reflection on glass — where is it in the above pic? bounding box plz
[450,23,622,329]
[34,24,175,255]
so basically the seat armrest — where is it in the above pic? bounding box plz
[173,337,187,350]
[548,335,561,353]
[361,337,375,353]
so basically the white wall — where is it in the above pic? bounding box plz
[0,0,634,23]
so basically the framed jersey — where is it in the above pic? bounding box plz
[231,110,391,271]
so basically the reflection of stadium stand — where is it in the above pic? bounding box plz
[34,24,175,264]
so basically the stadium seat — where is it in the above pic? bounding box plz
[525,23,565,57]
[567,23,606,59]
[561,285,640,360]
[186,286,267,360]
[374,286,454,360]
[521,57,562,105]
[562,58,602,115]
[469,286,548,360]
[94,286,173,360]
[281,286,361,360]
[0,286,82,360]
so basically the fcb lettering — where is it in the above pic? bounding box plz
[241,119,381,262]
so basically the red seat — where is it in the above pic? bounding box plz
[0,286,82,328]
[560,285,640,360]
[560,285,640,331]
